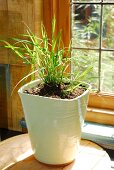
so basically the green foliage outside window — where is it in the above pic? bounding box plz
[71,3,114,93]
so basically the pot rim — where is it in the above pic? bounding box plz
[18,79,91,101]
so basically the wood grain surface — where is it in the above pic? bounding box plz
[0,134,111,170]
[0,0,42,131]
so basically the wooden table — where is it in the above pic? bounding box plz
[0,134,111,170]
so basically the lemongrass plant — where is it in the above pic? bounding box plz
[1,17,93,95]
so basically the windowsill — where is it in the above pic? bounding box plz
[82,121,114,150]
[86,107,114,126]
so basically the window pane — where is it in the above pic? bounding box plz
[71,1,114,94]
[71,50,99,90]
[103,0,114,3]
[72,4,101,48]
[101,51,114,93]
[102,5,114,49]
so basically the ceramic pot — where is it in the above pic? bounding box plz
[18,79,90,165]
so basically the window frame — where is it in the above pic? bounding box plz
[43,0,114,125]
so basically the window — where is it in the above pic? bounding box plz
[71,0,114,125]
[71,0,114,93]
[43,0,114,125]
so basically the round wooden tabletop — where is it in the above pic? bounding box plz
[0,134,111,170]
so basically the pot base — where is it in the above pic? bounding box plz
[37,158,75,166]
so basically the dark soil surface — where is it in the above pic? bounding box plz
[24,83,86,99]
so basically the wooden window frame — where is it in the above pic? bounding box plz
[42,0,114,126]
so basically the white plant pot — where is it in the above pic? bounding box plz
[18,79,90,165]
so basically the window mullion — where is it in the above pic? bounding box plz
[98,2,103,92]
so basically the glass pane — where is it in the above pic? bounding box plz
[102,5,114,49]
[72,4,101,48]
[103,0,114,3]
[71,49,99,90]
[101,51,114,93]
